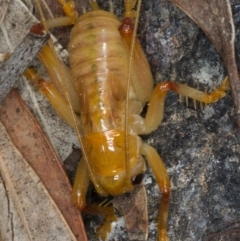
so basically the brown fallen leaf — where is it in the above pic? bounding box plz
[168,0,240,126]
[0,122,76,240]
[113,184,148,241]
[0,90,88,241]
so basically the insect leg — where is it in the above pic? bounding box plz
[164,76,230,104]
[84,204,117,241]
[119,9,154,105]
[140,77,230,134]
[140,143,170,241]
[24,67,80,128]
[37,0,78,29]
[38,43,80,112]
[24,3,80,115]
[73,157,117,240]
[72,157,89,210]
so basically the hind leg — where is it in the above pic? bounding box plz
[141,143,170,241]
[139,77,230,134]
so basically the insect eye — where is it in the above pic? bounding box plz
[131,173,144,185]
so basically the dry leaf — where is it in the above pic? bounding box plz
[0,121,77,241]
[0,1,86,240]
[113,184,148,241]
[0,90,88,241]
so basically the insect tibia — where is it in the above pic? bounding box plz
[156,77,230,104]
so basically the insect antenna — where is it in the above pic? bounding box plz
[124,0,142,188]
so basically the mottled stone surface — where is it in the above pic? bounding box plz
[83,1,240,241]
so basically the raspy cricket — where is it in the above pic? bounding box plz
[1,0,240,240]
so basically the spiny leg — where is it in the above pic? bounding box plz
[141,143,170,241]
[167,77,230,104]
[140,77,230,134]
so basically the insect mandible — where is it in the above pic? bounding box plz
[22,0,231,240]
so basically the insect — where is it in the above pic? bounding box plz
[10,0,232,240]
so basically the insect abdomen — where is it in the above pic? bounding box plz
[68,10,130,135]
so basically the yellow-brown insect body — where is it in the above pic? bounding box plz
[68,9,152,196]
[69,10,130,134]
[26,2,230,239]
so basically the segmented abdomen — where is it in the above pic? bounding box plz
[68,10,130,135]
